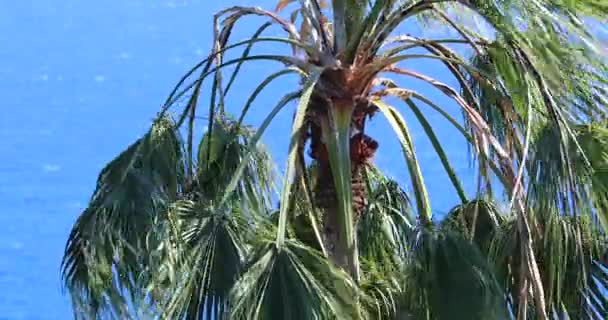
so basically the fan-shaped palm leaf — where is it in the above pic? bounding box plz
[400,227,509,320]
[229,238,360,320]
[442,198,504,250]
[150,199,249,319]
[489,211,608,319]
[357,168,413,319]
[195,116,277,212]
[61,117,185,318]
[358,167,413,272]
[442,198,608,319]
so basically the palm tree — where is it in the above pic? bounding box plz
[61,0,608,319]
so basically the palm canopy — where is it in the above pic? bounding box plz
[61,0,608,319]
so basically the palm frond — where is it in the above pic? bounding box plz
[528,122,608,228]
[160,35,314,118]
[576,123,608,231]
[62,210,127,319]
[442,198,505,250]
[61,117,185,318]
[287,163,328,254]
[196,116,277,212]
[359,266,401,320]
[377,87,469,204]
[358,167,414,271]
[219,92,302,208]
[489,210,608,319]
[276,69,322,246]
[165,53,310,118]
[372,99,432,223]
[229,238,360,319]
[400,228,509,320]
[151,199,249,319]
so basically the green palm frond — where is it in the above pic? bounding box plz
[286,163,326,253]
[220,91,302,207]
[358,167,413,272]
[195,116,277,212]
[400,228,509,320]
[441,198,608,319]
[442,198,505,250]
[357,168,413,319]
[276,69,321,247]
[528,123,589,216]
[573,123,608,229]
[528,122,608,228]
[151,199,249,319]
[538,213,604,318]
[61,117,185,318]
[62,210,127,319]
[373,99,432,223]
[229,238,359,320]
[464,32,607,144]
[489,211,608,319]
[359,267,401,320]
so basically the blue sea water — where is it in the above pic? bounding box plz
[0,1,478,318]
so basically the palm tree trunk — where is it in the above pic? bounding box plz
[306,70,378,273]
[312,129,377,270]
[316,162,367,269]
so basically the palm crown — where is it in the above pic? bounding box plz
[61,0,608,319]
